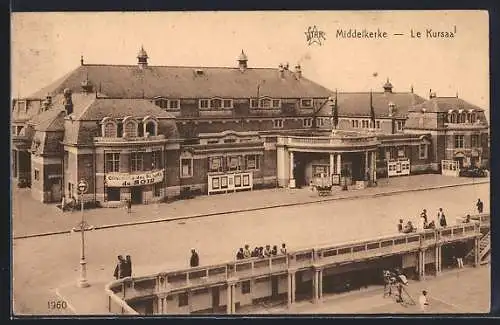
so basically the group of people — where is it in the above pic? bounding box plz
[113,255,133,279]
[235,243,287,260]
[397,208,448,234]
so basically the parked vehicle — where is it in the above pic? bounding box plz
[459,166,487,178]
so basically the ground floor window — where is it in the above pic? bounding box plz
[419,144,428,159]
[245,155,260,171]
[178,293,189,307]
[227,155,242,172]
[208,156,224,172]
[107,187,121,201]
[34,169,40,181]
[180,158,193,178]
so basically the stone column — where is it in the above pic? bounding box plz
[329,153,335,177]
[226,284,232,314]
[312,267,323,303]
[231,284,236,314]
[435,244,442,275]
[336,154,342,175]
[372,151,377,183]
[289,151,295,188]
[287,270,296,307]
[277,146,286,187]
[365,151,369,180]
[418,249,426,280]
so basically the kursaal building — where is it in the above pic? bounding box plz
[11,48,490,205]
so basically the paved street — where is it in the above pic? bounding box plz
[12,180,488,315]
[13,174,488,238]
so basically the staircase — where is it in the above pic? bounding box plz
[465,231,490,265]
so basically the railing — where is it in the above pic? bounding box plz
[279,135,379,148]
[106,214,487,314]
[94,135,166,143]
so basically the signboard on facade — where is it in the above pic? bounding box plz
[105,169,164,187]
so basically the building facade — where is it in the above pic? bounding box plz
[11,48,490,204]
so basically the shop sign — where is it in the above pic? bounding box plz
[105,169,164,187]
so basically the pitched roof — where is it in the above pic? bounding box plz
[317,92,426,118]
[73,96,175,120]
[29,64,333,100]
[33,108,66,131]
[409,97,485,113]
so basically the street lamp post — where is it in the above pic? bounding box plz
[75,178,91,288]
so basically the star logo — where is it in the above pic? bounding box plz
[305,25,327,46]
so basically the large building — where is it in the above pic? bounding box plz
[11,48,490,204]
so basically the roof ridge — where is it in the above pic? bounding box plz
[83,63,280,70]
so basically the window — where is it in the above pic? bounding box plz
[130,152,144,172]
[124,121,137,137]
[242,280,251,294]
[224,138,237,144]
[471,135,479,148]
[376,121,381,129]
[354,120,359,128]
[208,156,224,173]
[246,155,260,171]
[107,188,120,201]
[300,99,313,108]
[227,155,242,172]
[273,119,284,129]
[105,153,120,173]
[104,122,117,137]
[303,118,313,127]
[317,118,324,127]
[459,113,466,124]
[396,120,405,131]
[34,169,40,181]
[223,99,233,108]
[210,98,222,109]
[199,99,209,109]
[272,99,281,108]
[178,293,189,307]
[18,101,27,112]
[154,98,168,109]
[169,100,180,110]
[261,98,271,108]
[145,121,156,136]
[419,144,428,160]
[151,151,162,170]
[455,135,465,148]
[250,99,259,108]
[470,113,476,123]
[180,158,193,178]
[450,113,457,124]
[362,120,369,128]
[117,123,123,137]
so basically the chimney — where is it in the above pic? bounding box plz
[388,102,396,134]
[237,49,248,71]
[278,63,285,78]
[383,78,393,93]
[80,55,84,66]
[63,88,73,115]
[137,46,149,69]
[410,85,414,93]
[294,64,302,79]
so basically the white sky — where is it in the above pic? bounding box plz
[11,11,489,113]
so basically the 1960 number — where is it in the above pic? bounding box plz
[48,300,67,309]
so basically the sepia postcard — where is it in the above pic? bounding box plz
[11,10,490,316]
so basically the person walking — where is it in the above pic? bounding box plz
[419,290,429,312]
[113,255,125,279]
[280,243,287,255]
[190,249,199,267]
[439,209,447,228]
[126,199,132,213]
[476,198,484,214]
[456,242,465,268]
[124,255,132,277]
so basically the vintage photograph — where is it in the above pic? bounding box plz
[11,11,490,315]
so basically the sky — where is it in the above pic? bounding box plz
[11,11,489,113]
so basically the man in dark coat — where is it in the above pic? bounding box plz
[124,255,132,277]
[190,249,199,267]
[113,255,125,279]
[476,199,484,214]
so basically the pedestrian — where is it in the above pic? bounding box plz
[464,214,471,223]
[71,196,77,212]
[280,243,287,255]
[419,290,429,312]
[456,242,464,268]
[271,245,278,256]
[251,247,259,258]
[127,199,132,213]
[113,255,125,279]
[236,248,245,260]
[420,213,427,231]
[258,247,264,258]
[243,245,251,258]
[190,249,199,267]
[476,199,484,214]
[263,245,272,257]
[124,255,132,277]
[420,209,428,225]
[439,210,447,228]
[397,219,404,232]
[437,208,444,226]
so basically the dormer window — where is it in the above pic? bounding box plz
[300,99,313,108]
[18,100,27,112]
[250,97,281,109]
[199,98,233,110]
[261,98,271,108]
[145,121,157,136]
[303,118,313,128]
[123,118,138,138]
[168,99,180,110]
[101,117,118,137]
[154,98,180,110]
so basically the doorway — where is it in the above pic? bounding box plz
[211,286,220,313]
[131,186,143,204]
[271,275,279,299]
[50,179,62,202]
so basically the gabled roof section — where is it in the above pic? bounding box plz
[409,97,485,113]
[33,108,66,132]
[29,64,333,99]
[73,97,175,121]
[317,92,426,118]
